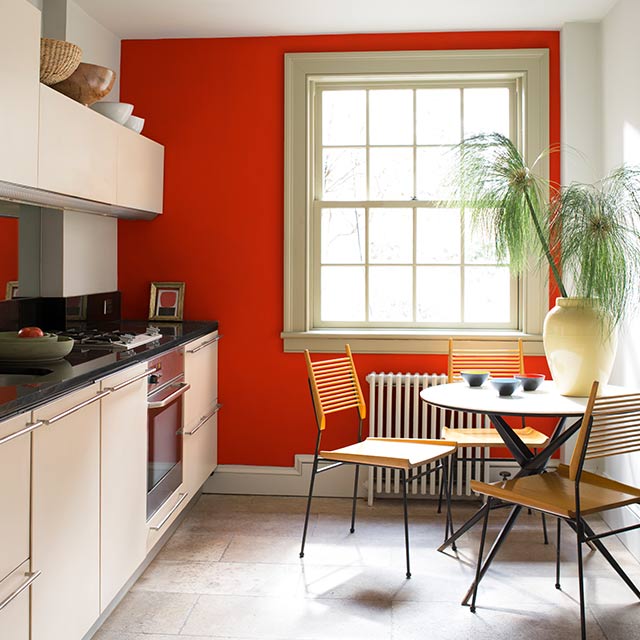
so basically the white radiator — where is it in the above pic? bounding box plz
[365,372,490,505]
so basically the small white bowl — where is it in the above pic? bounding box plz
[90,101,134,125]
[124,114,145,134]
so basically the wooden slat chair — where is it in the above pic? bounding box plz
[299,344,457,579]
[468,381,640,640]
[439,338,550,539]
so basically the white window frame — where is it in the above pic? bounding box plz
[283,49,549,354]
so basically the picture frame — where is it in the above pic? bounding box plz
[5,281,18,300]
[148,282,185,321]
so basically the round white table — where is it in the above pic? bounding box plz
[420,380,629,552]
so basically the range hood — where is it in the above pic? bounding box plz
[0,180,158,221]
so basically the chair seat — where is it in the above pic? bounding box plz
[321,437,456,471]
[441,426,549,447]
[470,464,640,518]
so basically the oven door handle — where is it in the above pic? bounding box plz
[148,382,191,409]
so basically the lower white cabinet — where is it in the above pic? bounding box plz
[31,384,102,640]
[0,560,33,640]
[0,414,31,586]
[184,408,220,497]
[100,363,149,611]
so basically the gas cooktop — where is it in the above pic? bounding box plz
[53,326,162,351]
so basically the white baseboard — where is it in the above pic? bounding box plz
[202,455,368,497]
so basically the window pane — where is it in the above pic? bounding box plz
[463,87,510,138]
[464,213,501,264]
[416,146,455,200]
[322,148,366,200]
[321,266,365,321]
[369,89,413,145]
[369,148,413,200]
[369,208,412,264]
[416,208,461,264]
[464,266,511,322]
[369,266,412,321]
[416,89,461,144]
[416,267,461,322]
[322,90,366,145]
[321,208,365,264]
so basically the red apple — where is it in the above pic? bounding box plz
[18,326,44,338]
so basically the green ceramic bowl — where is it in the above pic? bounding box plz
[0,332,74,362]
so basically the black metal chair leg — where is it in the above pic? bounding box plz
[401,469,411,579]
[541,512,549,544]
[576,517,587,640]
[470,496,492,613]
[555,517,561,589]
[350,464,360,533]
[300,452,320,558]
[442,459,457,551]
[437,461,445,514]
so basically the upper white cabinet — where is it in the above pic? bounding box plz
[0,0,40,187]
[100,363,149,611]
[31,384,102,640]
[38,85,119,204]
[117,126,164,213]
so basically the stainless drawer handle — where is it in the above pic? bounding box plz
[187,334,221,354]
[41,390,111,426]
[0,420,46,447]
[148,382,190,409]
[0,570,41,612]
[183,403,222,436]
[149,492,189,530]
[105,367,158,393]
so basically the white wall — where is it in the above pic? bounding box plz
[599,0,640,560]
[65,0,120,101]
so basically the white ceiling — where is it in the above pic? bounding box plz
[73,0,618,40]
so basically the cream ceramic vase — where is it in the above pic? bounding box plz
[543,297,618,397]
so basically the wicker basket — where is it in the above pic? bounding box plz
[40,38,82,86]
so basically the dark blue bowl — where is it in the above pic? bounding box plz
[461,370,490,387]
[490,378,522,397]
[515,373,545,391]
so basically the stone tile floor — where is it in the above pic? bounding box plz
[94,495,640,639]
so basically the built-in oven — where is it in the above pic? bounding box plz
[146,347,190,519]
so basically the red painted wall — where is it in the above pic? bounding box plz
[0,217,19,299]
[119,31,560,467]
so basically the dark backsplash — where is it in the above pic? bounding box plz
[0,291,122,331]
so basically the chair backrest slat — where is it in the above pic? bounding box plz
[305,344,366,430]
[569,381,640,480]
[448,338,524,383]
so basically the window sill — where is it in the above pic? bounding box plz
[282,329,545,355]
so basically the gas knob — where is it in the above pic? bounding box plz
[149,374,159,384]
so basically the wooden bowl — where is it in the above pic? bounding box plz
[51,62,116,106]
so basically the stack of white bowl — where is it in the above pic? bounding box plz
[90,102,145,134]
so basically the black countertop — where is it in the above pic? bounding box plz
[0,320,218,422]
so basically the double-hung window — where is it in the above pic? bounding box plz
[284,50,549,353]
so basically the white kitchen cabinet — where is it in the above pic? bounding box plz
[31,383,103,640]
[184,409,220,496]
[0,0,39,187]
[184,332,219,431]
[0,414,31,585]
[38,85,119,204]
[183,332,220,495]
[117,126,164,213]
[100,363,150,612]
[0,560,36,640]
[146,484,190,553]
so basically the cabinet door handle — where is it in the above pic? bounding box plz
[104,367,158,393]
[148,382,190,409]
[187,334,221,354]
[0,570,41,612]
[40,390,111,426]
[0,420,46,447]
[149,493,189,530]
[183,403,222,436]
